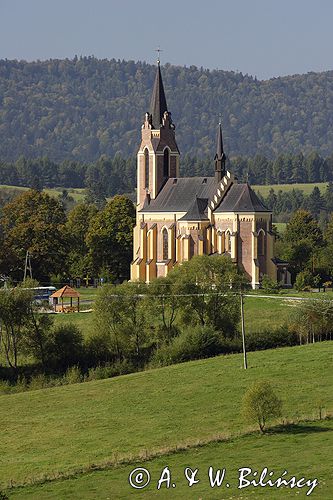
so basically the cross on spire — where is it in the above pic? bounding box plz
[155,47,163,65]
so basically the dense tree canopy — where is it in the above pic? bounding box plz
[2,58,333,161]
[0,190,67,281]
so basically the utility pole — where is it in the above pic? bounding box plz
[23,250,33,281]
[240,289,248,369]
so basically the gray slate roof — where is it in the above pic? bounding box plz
[140,177,218,213]
[140,178,269,214]
[178,197,209,221]
[214,183,269,212]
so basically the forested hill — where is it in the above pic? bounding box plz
[1,57,333,161]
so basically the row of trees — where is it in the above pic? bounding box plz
[0,189,135,283]
[1,151,333,198]
[258,184,333,221]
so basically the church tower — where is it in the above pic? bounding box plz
[137,60,180,210]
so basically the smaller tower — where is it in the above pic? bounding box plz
[214,122,226,182]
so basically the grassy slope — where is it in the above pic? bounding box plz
[253,182,327,197]
[11,419,333,499]
[0,185,85,202]
[0,343,332,489]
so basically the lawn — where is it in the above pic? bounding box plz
[0,342,332,491]
[11,419,333,499]
[253,182,327,197]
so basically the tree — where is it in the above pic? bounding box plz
[93,281,149,365]
[0,285,33,369]
[65,203,98,277]
[242,381,282,433]
[282,210,323,275]
[86,195,135,280]
[0,190,68,281]
[169,255,244,337]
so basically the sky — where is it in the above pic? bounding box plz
[1,0,333,80]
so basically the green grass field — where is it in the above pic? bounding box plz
[11,419,333,499]
[0,185,86,202]
[253,182,327,197]
[1,342,332,498]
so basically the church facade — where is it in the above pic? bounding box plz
[131,62,289,288]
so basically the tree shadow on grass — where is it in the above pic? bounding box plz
[267,421,332,436]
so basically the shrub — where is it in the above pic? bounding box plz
[45,324,84,371]
[261,275,280,294]
[242,381,282,433]
[246,326,298,351]
[0,380,12,395]
[151,326,242,367]
[29,373,49,391]
[63,366,83,385]
[294,270,314,291]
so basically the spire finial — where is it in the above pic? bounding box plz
[155,47,163,65]
[218,113,222,126]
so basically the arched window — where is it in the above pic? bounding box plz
[163,148,169,178]
[225,231,231,253]
[144,149,149,189]
[162,228,168,260]
[258,230,265,256]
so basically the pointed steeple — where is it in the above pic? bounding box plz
[150,61,168,129]
[214,122,226,182]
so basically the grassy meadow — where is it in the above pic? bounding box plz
[1,342,332,497]
[11,419,333,499]
[0,184,86,203]
[253,182,327,197]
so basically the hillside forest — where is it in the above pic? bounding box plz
[2,58,333,161]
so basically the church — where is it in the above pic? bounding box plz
[131,61,289,288]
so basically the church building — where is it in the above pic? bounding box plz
[131,61,289,288]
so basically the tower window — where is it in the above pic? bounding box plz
[163,148,170,178]
[162,228,168,260]
[258,231,265,256]
[144,149,149,189]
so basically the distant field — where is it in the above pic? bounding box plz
[253,182,327,197]
[0,184,85,202]
[1,342,332,496]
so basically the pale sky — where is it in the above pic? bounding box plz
[1,0,333,79]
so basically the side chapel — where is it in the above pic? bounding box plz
[131,61,290,288]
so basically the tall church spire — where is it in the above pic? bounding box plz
[214,122,226,182]
[150,61,168,129]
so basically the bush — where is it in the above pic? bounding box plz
[63,366,83,385]
[294,270,314,291]
[151,326,242,367]
[29,373,49,391]
[242,381,282,433]
[261,275,280,294]
[45,324,84,371]
[246,326,298,351]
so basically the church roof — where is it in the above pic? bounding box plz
[140,177,217,213]
[178,197,209,221]
[214,183,269,212]
[150,63,168,129]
